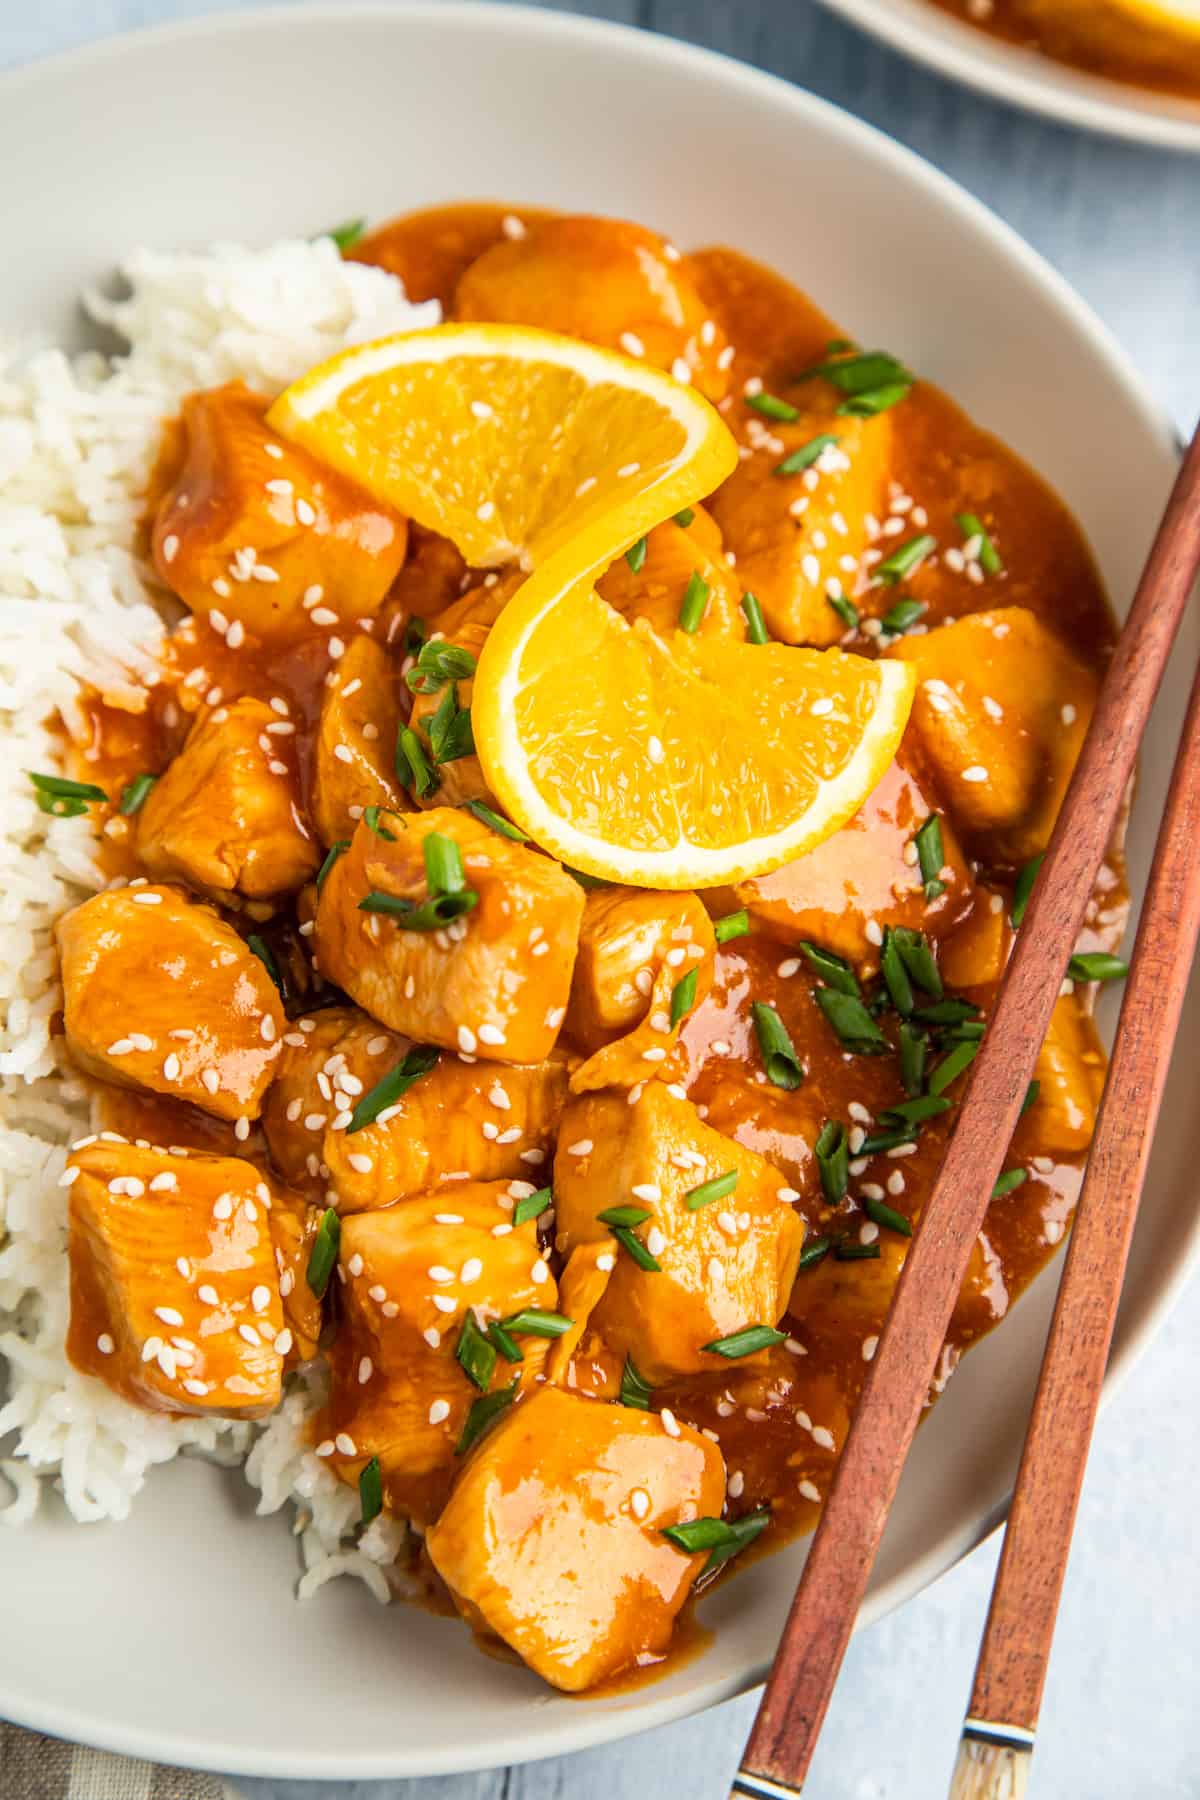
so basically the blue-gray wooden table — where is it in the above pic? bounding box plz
[6,3,1199,1795]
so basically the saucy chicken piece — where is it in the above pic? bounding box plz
[596,511,746,642]
[262,1006,572,1210]
[66,1139,286,1416]
[315,810,584,1064]
[136,698,320,900]
[721,746,973,964]
[708,403,893,646]
[566,889,715,1094]
[323,1182,555,1524]
[56,884,285,1122]
[151,381,408,641]
[267,1188,324,1364]
[887,607,1098,865]
[426,1385,726,1691]
[554,1082,804,1385]
[310,636,405,846]
[454,215,731,402]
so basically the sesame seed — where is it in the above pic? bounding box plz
[659,1407,681,1438]
[727,1470,745,1499]
[799,1479,820,1502]
[460,1257,483,1284]
[432,1294,456,1314]
[777,1186,800,1204]
[812,1426,836,1450]
[646,1226,667,1258]
[251,1284,272,1313]
[642,1046,667,1063]
[647,735,665,764]
[567,1139,593,1156]
[422,1326,441,1349]
[531,1258,550,1284]
[335,1433,357,1456]
[862,1335,879,1362]
[477,1023,506,1046]
[457,1026,477,1054]
[201,1068,221,1095]
[198,1284,219,1306]
[96,1333,115,1355]
[962,765,989,784]
[428,1399,451,1425]
[597,1252,615,1272]
[630,1487,651,1520]
[429,1266,454,1284]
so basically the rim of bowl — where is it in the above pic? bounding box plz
[0,1,1190,1778]
[816,0,1200,152]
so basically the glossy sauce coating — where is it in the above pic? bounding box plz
[924,0,1200,104]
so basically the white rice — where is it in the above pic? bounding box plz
[0,235,437,1598]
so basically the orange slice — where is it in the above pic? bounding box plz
[266,323,736,573]
[472,571,916,889]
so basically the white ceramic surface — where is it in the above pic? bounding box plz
[0,2,1194,1781]
[816,0,1200,150]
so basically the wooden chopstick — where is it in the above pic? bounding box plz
[948,575,1200,1799]
[729,421,1200,1800]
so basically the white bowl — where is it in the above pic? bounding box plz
[0,3,1193,1782]
[817,0,1200,152]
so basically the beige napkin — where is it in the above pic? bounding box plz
[0,1724,241,1799]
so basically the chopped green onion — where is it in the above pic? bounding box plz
[358,1456,383,1524]
[427,684,475,764]
[611,1224,661,1272]
[455,1309,498,1392]
[798,347,911,394]
[814,1120,849,1204]
[404,617,427,657]
[827,592,860,632]
[325,217,366,253]
[423,831,465,895]
[880,597,926,634]
[512,1186,552,1227]
[774,432,838,478]
[1067,952,1129,983]
[899,1020,927,1096]
[665,1508,771,1575]
[315,839,350,893]
[892,927,943,998]
[396,725,439,799]
[992,1168,1028,1199]
[455,1380,518,1456]
[914,814,945,899]
[358,888,478,930]
[487,1319,524,1363]
[461,798,528,841]
[565,865,610,890]
[404,638,478,694]
[752,1002,805,1090]
[674,507,695,527]
[1011,853,1044,929]
[740,592,771,643]
[626,536,648,573]
[246,933,284,996]
[799,942,860,996]
[306,1208,340,1299]
[798,1234,832,1271]
[118,773,156,815]
[714,909,750,944]
[857,1127,918,1156]
[1020,1079,1041,1117]
[928,1036,982,1095]
[875,534,936,586]
[679,570,710,634]
[685,1169,738,1211]
[670,967,699,1026]
[597,1205,651,1228]
[836,1239,882,1261]
[878,1094,951,1128]
[745,391,799,422]
[29,771,107,818]
[500,1309,573,1338]
[880,929,915,1017]
[913,998,980,1025]
[701,1324,787,1359]
[347,1046,440,1133]
[815,987,890,1054]
[862,1194,912,1237]
[942,1020,986,1042]
[838,381,912,418]
[956,512,1004,575]
[618,1355,653,1410]
[362,805,398,840]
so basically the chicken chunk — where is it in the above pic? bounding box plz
[708,402,892,646]
[311,636,405,847]
[565,888,715,1093]
[454,215,731,402]
[1019,996,1106,1158]
[262,1006,573,1210]
[426,1385,726,1691]
[886,608,1098,864]
[723,748,972,964]
[65,1139,286,1416]
[322,1182,554,1524]
[151,381,407,641]
[553,1083,804,1385]
[597,512,746,642]
[315,810,584,1064]
[137,698,320,900]
[268,1187,324,1364]
[56,885,285,1122]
